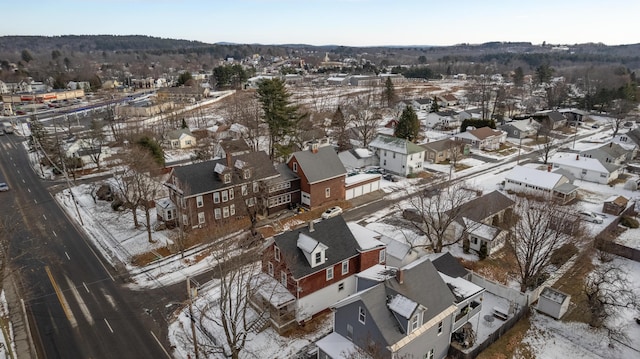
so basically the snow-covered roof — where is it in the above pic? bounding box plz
[388,294,418,319]
[354,148,374,158]
[505,165,563,189]
[356,264,397,282]
[347,222,386,251]
[539,287,569,304]
[345,173,380,185]
[464,218,501,241]
[439,273,484,300]
[296,232,323,253]
[315,332,361,358]
[378,235,412,261]
[155,197,175,209]
[369,134,425,155]
[251,273,296,308]
[213,163,227,174]
[552,153,619,173]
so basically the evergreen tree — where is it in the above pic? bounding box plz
[331,106,351,152]
[21,49,33,63]
[430,96,440,113]
[383,76,397,107]
[177,71,193,86]
[394,106,420,142]
[181,118,188,129]
[513,66,524,87]
[256,78,301,159]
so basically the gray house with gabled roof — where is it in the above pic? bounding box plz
[317,257,459,359]
[369,134,426,176]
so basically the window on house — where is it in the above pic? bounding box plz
[471,237,478,245]
[242,185,248,196]
[274,247,280,261]
[196,195,203,208]
[223,206,230,218]
[182,214,188,225]
[379,249,386,263]
[267,262,274,276]
[223,173,231,183]
[214,208,221,219]
[246,197,255,207]
[410,313,420,332]
[213,192,220,204]
[358,306,366,324]
[197,212,205,224]
[253,182,259,193]
[243,169,251,179]
[581,169,587,175]
[280,271,287,287]
[230,204,235,216]
[438,321,443,335]
[425,348,434,359]
[326,267,334,281]
[293,163,298,172]
[384,150,387,157]
[393,152,396,159]
[228,188,234,200]
[222,190,228,202]
[600,173,607,178]
[383,160,386,166]
[346,324,353,341]
[180,197,186,208]
[325,188,330,198]
[342,261,349,275]
[167,210,173,220]
[338,282,344,291]
[314,251,322,265]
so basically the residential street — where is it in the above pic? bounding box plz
[0,134,172,359]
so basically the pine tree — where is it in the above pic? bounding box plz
[331,106,351,152]
[430,96,440,113]
[257,78,300,159]
[394,106,420,142]
[383,77,397,107]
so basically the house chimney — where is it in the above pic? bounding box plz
[576,154,579,161]
[310,140,319,154]
[226,151,233,167]
[548,164,552,172]
[609,142,613,148]
[308,220,315,232]
[396,269,404,284]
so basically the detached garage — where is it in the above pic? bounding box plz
[345,173,381,200]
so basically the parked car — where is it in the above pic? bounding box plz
[0,183,9,192]
[383,174,398,182]
[578,210,603,224]
[321,206,343,219]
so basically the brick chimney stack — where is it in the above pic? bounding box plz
[396,269,404,284]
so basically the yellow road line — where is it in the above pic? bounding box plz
[45,266,77,328]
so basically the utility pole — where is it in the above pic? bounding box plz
[187,277,199,359]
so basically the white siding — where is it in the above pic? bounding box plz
[296,276,356,322]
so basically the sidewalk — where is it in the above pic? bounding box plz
[4,273,37,359]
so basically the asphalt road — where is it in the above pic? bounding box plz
[0,133,173,359]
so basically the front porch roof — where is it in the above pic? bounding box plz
[252,273,296,309]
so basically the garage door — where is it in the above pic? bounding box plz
[346,188,354,200]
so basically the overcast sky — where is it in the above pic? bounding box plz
[3,0,639,47]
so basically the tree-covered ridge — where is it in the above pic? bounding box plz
[0,35,211,52]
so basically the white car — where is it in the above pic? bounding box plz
[321,206,343,219]
[0,183,8,192]
[578,211,603,224]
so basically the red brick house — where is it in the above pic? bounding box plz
[252,216,386,333]
[287,144,347,209]
[166,151,300,231]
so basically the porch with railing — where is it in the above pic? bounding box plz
[453,300,482,331]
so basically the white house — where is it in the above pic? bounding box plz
[551,153,621,184]
[504,165,578,203]
[368,134,425,176]
[424,110,460,130]
[166,128,196,149]
[338,148,378,171]
[455,127,507,151]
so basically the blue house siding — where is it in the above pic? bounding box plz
[334,300,390,357]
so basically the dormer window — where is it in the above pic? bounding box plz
[224,173,231,184]
[297,233,327,268]
[314,252,322,265]
[243,169,251,179]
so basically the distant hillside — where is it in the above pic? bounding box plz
[0,35,213,53]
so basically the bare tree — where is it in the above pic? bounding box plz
[403,182,478,253]
[194,243,269,359]
[346,90,382,147]
[609,99,634,138]
[507,197,582,292]
[537,134,557,165]
[112,146,164,242]
[222,91,263,152]
[584,259,639,342]
[80,119,107,170]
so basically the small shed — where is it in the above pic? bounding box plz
[536,287,571,320]
[155,197,177,226]
[603,195,628,216]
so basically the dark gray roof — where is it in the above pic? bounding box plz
[220,139,251,156]
[421,138,460,152]
[626,128,640,145]
[453,190,515,223]
[166,128,193,140]
[431,252,469,278]
[274,216,360,279]
[345,258,456,347]
[582,143,627,161]
[554,183,579,195]
[548,111,566,122]
[171,151,278,197]
[271,163,299,183]
[290,146,346,184]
